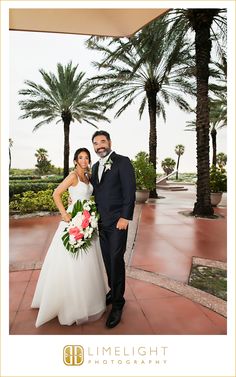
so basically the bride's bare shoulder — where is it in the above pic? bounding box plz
[69,171,77,178]
[66,171,78,186]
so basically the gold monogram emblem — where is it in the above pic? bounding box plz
[63,345,84,366]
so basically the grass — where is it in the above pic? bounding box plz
[168,172,197,183]
[189,265,227,301]
[156,172,197,183]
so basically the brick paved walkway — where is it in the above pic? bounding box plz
[9,186,227,335]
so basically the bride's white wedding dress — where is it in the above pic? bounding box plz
[31,179,107,327]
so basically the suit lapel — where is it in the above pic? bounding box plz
[100,152,116,184]
[93,162,100,185]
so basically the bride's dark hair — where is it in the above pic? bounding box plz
[73,148,91,164]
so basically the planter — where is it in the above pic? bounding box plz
[135,189,149,203]
[210,192,223,207]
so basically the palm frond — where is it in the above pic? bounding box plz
[32,116,57,131]
[138,96,147,119]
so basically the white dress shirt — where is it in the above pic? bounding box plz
[98,151,113,182]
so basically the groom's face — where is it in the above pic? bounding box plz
[93,135,112,158]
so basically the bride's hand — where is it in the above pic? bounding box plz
[61,212,72,223]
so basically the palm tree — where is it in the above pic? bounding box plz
[86,17,195,198]
[186,89,227,167]
[161,157,176,176]
[35,147,48,161]
[209,92,227,166]
[9,138,13,170]
[216,152,227,168]
[175,144,185,180]
[34,148,52,175]
[19,62,109,178]
[168,8,227,216]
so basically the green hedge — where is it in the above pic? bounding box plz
[9,175,63,182]
[9,175,40,180]
[10,178,63,185]
[10,169,36,176]
[9,182,59,199]
[10,180,51,185]
[9,189,69,214]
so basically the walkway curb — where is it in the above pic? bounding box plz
[126,266,227,317]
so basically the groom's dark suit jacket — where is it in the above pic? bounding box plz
[91,152,136,227]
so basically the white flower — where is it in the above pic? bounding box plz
[77,239,84,247]
[69,235,76,245]
[83,227,91,239]
[91,218,98,228]
[83,202,91,211]
[104,158,113,172]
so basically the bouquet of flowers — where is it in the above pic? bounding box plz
[62,197,100,258]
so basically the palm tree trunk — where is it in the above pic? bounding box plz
[63,121,70,178]
[9,149,11,170]
[191,10,215,217]
[176,155,180,180]
[211,128,217,166]
[147,91,158,198]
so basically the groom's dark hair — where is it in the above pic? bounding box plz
[92,130,111,142]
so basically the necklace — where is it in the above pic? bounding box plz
[74,169,89,183]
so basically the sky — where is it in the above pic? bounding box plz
[9,28,227,173]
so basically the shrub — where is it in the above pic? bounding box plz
[131,152,156,191]
[9,169,35,176]
[209,166,227,193]
[9,175,40,180]
[9,189,69,214]
[9,182,59,199]
[40,175,63,182]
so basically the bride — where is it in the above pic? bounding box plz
[31,148,107,327]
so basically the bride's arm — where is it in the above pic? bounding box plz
[53,173,76,222]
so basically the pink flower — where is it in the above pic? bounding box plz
[82,218,90,229]
[69,227,78,235]
[74,232,84,241]
[83,210,91,219]
[69,227,84,240]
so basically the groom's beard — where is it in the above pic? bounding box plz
[96,147,111,158]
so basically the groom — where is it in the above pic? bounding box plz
[91,130,136,328]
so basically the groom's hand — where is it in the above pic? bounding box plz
[116,218,129,230]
